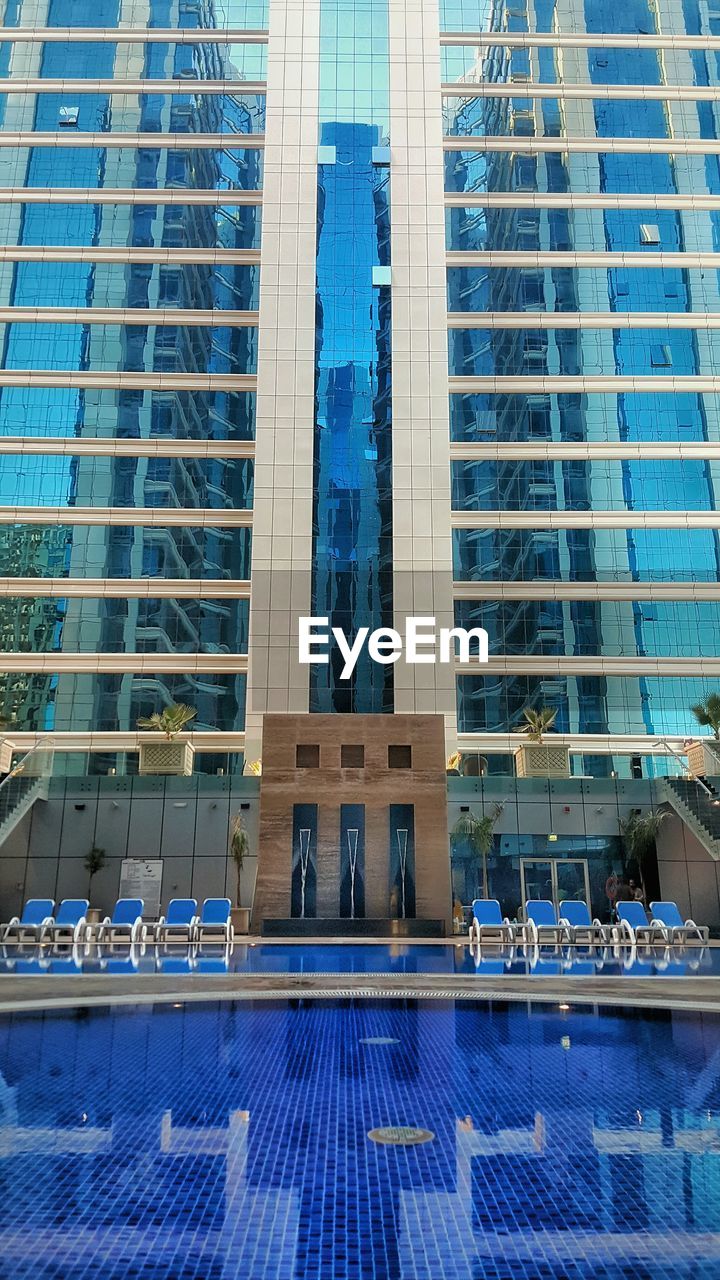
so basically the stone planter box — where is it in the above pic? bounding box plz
[138,737,195,777]
[231,907,250,935]
[687,740,720,778]
[0,739,15,774]
[514,742,570,779]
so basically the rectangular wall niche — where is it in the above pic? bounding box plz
[291,803,318,918]
[340,803,365,918]
[389,804,415,919]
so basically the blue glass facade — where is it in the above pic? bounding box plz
[310,0,393,714]
[0,0,266,747]
[443,0,720,754]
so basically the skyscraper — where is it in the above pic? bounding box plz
[1,0,719,780]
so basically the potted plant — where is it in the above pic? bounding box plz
[688,695,720,777]
[619,809,667,901]
[136,703,197,776]
[451,803,503,912]
[229,812,251,934]
[0,714,17,774]
[514,706,570,778]
[84,845,106,923]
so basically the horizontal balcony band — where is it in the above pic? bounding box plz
[449,375,720,393]
[0,372,256,390]
[439,31,720,49]
[0,188,263,205]
[448,442,720,461]
[0,246,260,264]
[0,132,265,149]
[448,311,720,330]
[0,28,269,43]
[450,509,720,528]
[0,732,246,753]
[447,249,720,268]
[0,507,253,526]
[445,192,720,210]
[0,437,255,457]
[444,135,720,154]
[0,307,259,326]
[441,81,720,101]
[0,577,251,598]
[0,653,248,674]
[452,581,720,601]
[455,731,687,755]
[456,656,720,676]
[0,79,267,94]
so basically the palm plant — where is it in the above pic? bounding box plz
[619,809,667,885]
[137,703,196,740]
[230,813,249,908]
[451,803,503,900]
[691,694,720,740]
[84,845,106,901]
[520,706,558,743]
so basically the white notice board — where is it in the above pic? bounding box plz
[119,859,163,917]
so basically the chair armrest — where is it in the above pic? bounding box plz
[155,916,167,929]
[6,916,19,929]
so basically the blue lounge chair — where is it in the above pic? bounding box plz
[469,899,518,945]
[46,899,89,946]
[616,901,666,946]
[649,900,709,945]
[96,898,146,945]
[558,899,612,947]
[1,899,55,945]
[525,900,572,946]
[154,898,199,945]
[196,898,233,945]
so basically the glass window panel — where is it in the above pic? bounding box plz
[445,206,695,254]
[0,670,246,732]
[444,149,720,197]
[449,392,719,445]
[0,146,263,191]
[0,324,257,376]
[0,263,259,312]
[0,387,255,440]
[454,598,720,659]
[2,0,268,27]
[0,455,254,509]
[0,203,261,251]
[457,673,714,738]
[452,526,720,583]
[450,459,717,513]
[0,524,252,579]
[447,267,720,316]
[448,328,720,379]
[0,93,265,135]
[0,595,249,654]
[0,43,267,80]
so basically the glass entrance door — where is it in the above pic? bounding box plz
[520,859,591,911]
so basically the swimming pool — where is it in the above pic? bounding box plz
[1,940,718,979]
[0,999,718,1279]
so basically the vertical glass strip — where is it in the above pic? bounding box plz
[310,0,393,713]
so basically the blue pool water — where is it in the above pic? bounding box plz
[0,999,719,1279]
[1,940,719,978]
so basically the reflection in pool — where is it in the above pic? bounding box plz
[0,939,718,978]
[1,1000,719,1278]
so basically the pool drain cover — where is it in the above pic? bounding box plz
[368,1126,435,1146]
[359,1037,400,1045]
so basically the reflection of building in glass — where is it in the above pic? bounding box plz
[3,0,720,776]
